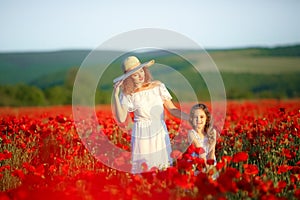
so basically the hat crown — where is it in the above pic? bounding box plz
[122,56,141,73]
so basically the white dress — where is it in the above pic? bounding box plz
[120,82,173,173]
[188,129,216,164]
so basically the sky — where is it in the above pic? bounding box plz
[0,0,300,52]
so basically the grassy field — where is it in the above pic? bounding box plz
[209,50,300,74]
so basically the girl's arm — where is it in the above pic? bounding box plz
[207,130,217,164]
[207,147,216,161]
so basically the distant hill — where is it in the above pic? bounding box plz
[0,45,299,106]
[1,45,299,86]
[0,50,89,85]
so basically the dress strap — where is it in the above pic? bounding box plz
[191,130,204,143]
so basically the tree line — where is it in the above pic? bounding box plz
[0,84,111,107]
[0,72,299,107]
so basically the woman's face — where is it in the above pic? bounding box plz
[130,68,145,85]
[190,108,207,131]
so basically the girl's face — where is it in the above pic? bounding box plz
[130,68,145,85]
[190,108,207,130]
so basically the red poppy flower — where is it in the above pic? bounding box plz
[0,165,10,173]
[221,155,232,163]
[0,150,12,161]
[186,144,196,154]
[237,178,252,193]
[277,164,293,174]
[173,174,193,189]
[170,150,183,159]
[195,147,206,155]
[177,159,193,172]
[276,180,287,192]
[243,164,259,175]
[217,167,240,193]
[11,169,25,180]
[207,159,215,166]
[291,166,300,174]
[232,152,248,163]
[216,161,225,171]
[141,162,148,172]
[295,189,300,199]
[282,148,294,159]
[0,135,11,145]
[195,157,206,170]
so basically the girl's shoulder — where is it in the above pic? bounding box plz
[187,129,194,137]
[188,129,201,139]
[187,129,196,142]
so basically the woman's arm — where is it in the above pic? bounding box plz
[113,81,128,123]
[163,99,190,121]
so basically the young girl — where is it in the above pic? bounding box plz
[188,103,218,171]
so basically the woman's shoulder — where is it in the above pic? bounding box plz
[150,80,162,87]
[146,80,163,90]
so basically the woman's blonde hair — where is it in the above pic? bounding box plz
[122,67,153,95]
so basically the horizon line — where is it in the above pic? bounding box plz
[0,43,299,54]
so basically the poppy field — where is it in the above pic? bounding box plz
[0,99,299,200]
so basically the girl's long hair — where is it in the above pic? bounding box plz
[122,67,153,95]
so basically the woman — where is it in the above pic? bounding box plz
[113,56,189,173]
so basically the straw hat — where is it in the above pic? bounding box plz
[113,56,155,83]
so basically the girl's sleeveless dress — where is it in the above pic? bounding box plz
[188,129,216,164]
[120,82,173,173]
[188,129,219,179]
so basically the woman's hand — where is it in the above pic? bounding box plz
[113,80,123,96]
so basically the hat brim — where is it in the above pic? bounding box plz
[113,59,155,83]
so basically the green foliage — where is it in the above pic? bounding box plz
[95,89,111,105]
[0,84,47,106]
[1,72,298,106]
[44,86,71,105]
[222,72,300,99]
